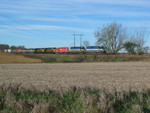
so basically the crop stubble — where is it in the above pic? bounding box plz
[0,62,150,91]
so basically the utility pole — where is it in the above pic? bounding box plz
[72,34,76,47]
[72,34,84,47]
[79,34,83,47]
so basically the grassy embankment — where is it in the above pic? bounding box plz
[23,53,150,63]
[0,84,150,113]
[0,52,41,63]
[1,51,149,63]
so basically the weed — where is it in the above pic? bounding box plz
[0,84,149,113]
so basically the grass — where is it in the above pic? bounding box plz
[1,52,149,63]
[0,52,41,63]
[0,84,150,113]
[23,53,150,63]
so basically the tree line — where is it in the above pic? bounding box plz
[94,21,150,54]
[0,44,25,51]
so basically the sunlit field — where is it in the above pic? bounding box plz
[0,52,41,63]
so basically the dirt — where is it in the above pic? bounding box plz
[0,62,150,91]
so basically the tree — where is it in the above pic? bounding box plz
[129,27,148,54]
[142,46,150,54]
[0,44,9,51]
[18,46,26,49]
[123,42,139,54]
[95,22,127,53]
[83,40,90,47]
[10,46,18,50]
[10,45,26,49]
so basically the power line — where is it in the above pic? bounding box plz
[72,34,84,47]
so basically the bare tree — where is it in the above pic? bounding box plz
[142,46,150,54]
[83,40,90,47]
[95,22,127,53]
[129,27,149,54]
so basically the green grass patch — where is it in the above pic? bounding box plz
[22,53,150,63]
[0,85,150,113]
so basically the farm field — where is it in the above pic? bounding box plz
[0,62,150,91]
[0,52,41,63]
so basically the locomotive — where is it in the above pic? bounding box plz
[10,46,106,54]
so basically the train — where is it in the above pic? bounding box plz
[6,46,106,54]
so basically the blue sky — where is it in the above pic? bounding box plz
[0,0,150,48]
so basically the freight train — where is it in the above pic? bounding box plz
[8,46,106,54]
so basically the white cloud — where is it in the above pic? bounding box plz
[21,17,84,22]
[0,0,150,37]
[0,0,149,19]
[0,25,94,32]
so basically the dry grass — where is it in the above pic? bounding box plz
[23,53,150,63]
[0,84,149,113]
[0,52,41,63]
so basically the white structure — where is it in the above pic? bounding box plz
[4,49,11,52]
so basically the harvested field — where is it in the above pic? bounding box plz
[0,62,150,91]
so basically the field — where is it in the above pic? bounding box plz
[0,62,150,112]
[0,52,150,112]
[0,62,150,113]
[0,62,150,91]
[0,52,41,63]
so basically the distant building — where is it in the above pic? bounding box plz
[4,49,11,52]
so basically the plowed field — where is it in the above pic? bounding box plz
[0,62,150,91]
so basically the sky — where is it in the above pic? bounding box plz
[0,0,150,48]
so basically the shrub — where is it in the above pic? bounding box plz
[0,85,150,113]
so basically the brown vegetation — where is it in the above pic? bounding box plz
[0,52,41,63]
[0,62,150,91]
[23,53,150,63]
[0,84,149,113]
[0,61,150,112]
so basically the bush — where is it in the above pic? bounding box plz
[0,84,150,113]
[22,54,150,63]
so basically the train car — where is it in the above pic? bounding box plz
[69,47,85,53]
[44,48,56,53]
[11,49,22,53]
[22,48,35,53]
[56,47,69,54]
[86,46,106,54]
[11,49,17,53]
[15,49,21,53]
[34,48,45,54]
